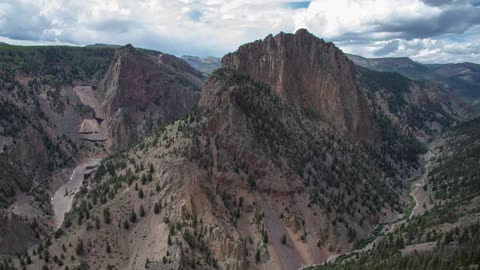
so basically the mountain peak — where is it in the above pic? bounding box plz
[295,27,310,35]
[222,30,375,141]
[117,43,139,55]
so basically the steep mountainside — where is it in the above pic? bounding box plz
[0,44,204,254]
[98,45,203,152]
[25,30,474,270]
[356,67,472,173]
[347,54,480,110]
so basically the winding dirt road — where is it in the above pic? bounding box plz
[51,159,101,228]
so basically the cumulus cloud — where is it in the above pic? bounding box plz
[0,0,478,63]
[300,0,480,41]
[0,0,53,41]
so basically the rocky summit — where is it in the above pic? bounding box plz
[222,29,375,142]
[0,29,478,270]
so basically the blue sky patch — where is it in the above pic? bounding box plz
[285,1,311,9]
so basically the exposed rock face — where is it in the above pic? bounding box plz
[222,29,376,142]
[99,45,203,152]
[79,119,102,134]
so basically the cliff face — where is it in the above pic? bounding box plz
[99,46,203,152]
[222,29,376,142]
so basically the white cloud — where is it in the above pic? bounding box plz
[338,26,480,63]
[300,0,440,40]
[0,0,478,63]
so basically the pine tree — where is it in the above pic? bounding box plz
[281,234,287,245]
[95,216,100,229]
[103,207,111,224]
[149,163,154,174]
[42,249,49,262]
[130,209,137,223]
[262,229,268,244]
[75,239,83,255]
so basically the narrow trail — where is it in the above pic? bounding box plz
[299,147,437,269]
[51,159,101,228]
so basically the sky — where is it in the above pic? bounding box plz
[0,0,480,63]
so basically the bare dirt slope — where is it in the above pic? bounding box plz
[52,158,101,228]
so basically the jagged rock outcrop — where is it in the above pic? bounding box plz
[222,29,376,142]
[98,45,203,152]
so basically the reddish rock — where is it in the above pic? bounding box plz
[222,29,376,142]
[98,45,204,151]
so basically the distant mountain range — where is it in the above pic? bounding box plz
[181,55,221,75]
[82,46,223,75]
[179,53,480,110]
[84,43,121,49]
[346,54,480,110]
